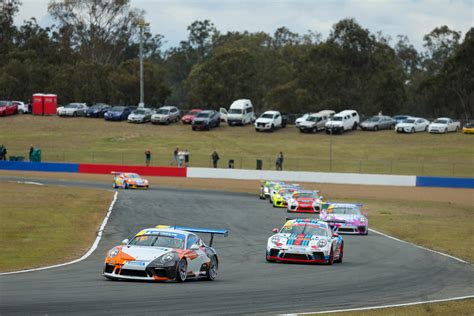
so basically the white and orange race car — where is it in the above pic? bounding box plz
[112,172,149,189]
[103,225,228,282]
[287,190,323,213]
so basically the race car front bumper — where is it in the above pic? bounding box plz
[332,223,368,235]
[273,199,288,207]
[287,204,321,213]
[103,263,177,281]
[266,248,330,263]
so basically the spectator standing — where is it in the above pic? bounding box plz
[144,149,151,166]
[184,149,190,167]
[0,145,7,160]
[29,144,34,161]
[177,150,185,167]
[276,151,284,171]
[211,151,220,168]
[172,147,179,165]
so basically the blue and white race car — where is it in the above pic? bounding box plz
[266,218,344,264]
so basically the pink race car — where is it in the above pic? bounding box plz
[319,203,368,235]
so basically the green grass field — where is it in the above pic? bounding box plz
[0,181,114,272]
[1,115,473,176]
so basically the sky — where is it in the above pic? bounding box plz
[13,0,474,52]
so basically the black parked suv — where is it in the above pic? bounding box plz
[191,110,220,131]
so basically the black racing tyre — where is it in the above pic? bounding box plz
[205,256,218,281]
[104,275,117,281]
[334,243,343,263]
[327,249,334,265]
[176,259,187,282]
[123,182,129,189]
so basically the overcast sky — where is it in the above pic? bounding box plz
[14,0,474,52]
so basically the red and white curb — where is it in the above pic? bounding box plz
[0,191,118,276]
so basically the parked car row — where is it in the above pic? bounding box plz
[0,100,30,116]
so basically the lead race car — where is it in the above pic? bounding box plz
[266,218,343,264]
[271,184,302,207]
[287,190,323,213]
[319,203,368,235]
[259,180,285,199]
[112,172,149,189]
[104,225,228,282]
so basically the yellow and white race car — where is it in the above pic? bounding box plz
[112,172,149,189]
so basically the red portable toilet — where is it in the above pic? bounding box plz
[43,94,57,115]
[32,93,45,115]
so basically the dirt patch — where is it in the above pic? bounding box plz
[1,170,472,206]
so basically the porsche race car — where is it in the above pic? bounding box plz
[319,203,368,235]
[259,180,285,199]
[112,172,149,189]
[271,185,302,208]
[266,218,343,264]
[287,190,323,213]
[104,225,228,282]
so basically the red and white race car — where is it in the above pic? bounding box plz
[112,172,149,189]
[287,190,323,213]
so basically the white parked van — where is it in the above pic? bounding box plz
[227,99,255,126]
[298,110,335,133]
[325,110,360,134]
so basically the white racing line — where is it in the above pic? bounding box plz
[283,228,472,315]
[12,180,44,186]
[0,191,118,276]
[283,295,474,315]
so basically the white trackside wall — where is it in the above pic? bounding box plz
[186,168,417,187]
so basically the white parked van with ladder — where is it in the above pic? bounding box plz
[227,99,255,126]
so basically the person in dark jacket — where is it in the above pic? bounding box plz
[144,149,151,166]
[211,151,220,168]
[276,151,284,171]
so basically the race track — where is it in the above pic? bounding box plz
[1,178,473,315]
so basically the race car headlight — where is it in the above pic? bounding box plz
[107,247,119,258]
[271,236,280,244]
[160,252,177,264]
[318,239,327,247]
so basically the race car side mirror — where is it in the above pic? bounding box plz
[272,228,278,233]
[332,233,339,238]
[122,239,129,245]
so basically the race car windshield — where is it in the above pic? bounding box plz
[434,119,448,124]
[126,174,139,179]
[282,224,328,236]
[129,234,185,249]
[332,207,361,215]
[229,109,242,114]
[296,192,318,198]
[260,114,274,119]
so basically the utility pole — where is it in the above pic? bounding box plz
[138,18,147,108]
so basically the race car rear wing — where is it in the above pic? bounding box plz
[156,225,228,247]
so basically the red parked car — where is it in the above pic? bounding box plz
[0,101,18,116]
[181,109,203,124]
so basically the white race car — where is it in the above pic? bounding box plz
[266,218,344,264]
[104,225,228,282]
[287,190,323,213]
[395,117,429,133]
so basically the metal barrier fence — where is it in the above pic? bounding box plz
[4,148,473,177]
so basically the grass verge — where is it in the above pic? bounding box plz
[1,115,473,176]
[0,181,114,272]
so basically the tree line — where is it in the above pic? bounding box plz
[0,0,472,119]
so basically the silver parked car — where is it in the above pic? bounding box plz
[360,115,396,131]
[127,108,154,123]
[57,103,88,117]
[151,106,180,124]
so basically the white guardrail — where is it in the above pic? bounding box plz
[187,168,417,187]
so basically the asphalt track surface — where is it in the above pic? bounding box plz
[1,177,473,315]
